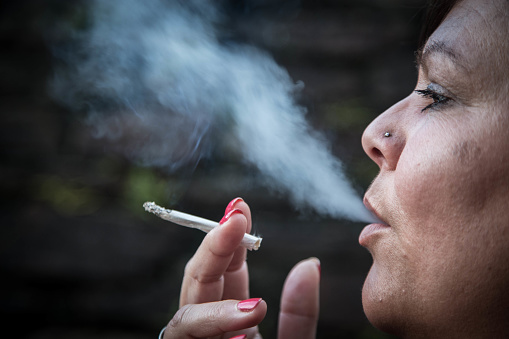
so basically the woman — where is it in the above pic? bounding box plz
[161,0,509,337]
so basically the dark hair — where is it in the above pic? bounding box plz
[418,0,460,49]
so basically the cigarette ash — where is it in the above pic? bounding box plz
[50,0,375,223]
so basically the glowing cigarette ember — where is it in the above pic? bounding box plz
[143,202,262,251]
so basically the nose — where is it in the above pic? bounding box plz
[361,97,409,171]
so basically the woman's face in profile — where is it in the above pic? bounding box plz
[360,0,509,336]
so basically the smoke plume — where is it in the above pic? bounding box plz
[51,0,375,223]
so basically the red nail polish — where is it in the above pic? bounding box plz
[225,197,244,215]
[229,335,247,339]
[219,208,243,225]
[237,298,262,312]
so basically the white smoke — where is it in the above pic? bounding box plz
[51,0,375,223]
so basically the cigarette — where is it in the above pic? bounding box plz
[143,201,262,251]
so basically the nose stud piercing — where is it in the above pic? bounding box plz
[384,132,391,137]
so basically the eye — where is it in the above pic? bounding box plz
[414,84,451,113]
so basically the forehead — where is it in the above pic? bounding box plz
[429,0,508,65]
[426,0,509,96]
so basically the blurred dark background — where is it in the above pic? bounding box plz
[1,0,425,338]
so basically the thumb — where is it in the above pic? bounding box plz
[278,258,320,339]
[163,299,267,339]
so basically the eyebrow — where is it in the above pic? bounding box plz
[415,40,467,73]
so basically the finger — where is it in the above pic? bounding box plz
[224,198,252,234]
[226,199,252,270]
[223,260,250,300]
[163,299,266,339]
[223,199,252,300]
[278,258,320,339]
[181,208,248,305]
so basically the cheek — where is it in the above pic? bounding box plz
[395,109,509,230]
[392,121,509,298]
[395,131,486,233]
[391,131,483,279]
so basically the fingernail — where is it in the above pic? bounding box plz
[229,335,247,339]
[237,297,262,312]
[219,208,243,225]
[225,197,244,215]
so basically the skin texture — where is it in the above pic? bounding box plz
[360,0,509,337]
[163,1,509,337]
[164,199,320,339]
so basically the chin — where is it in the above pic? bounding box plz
[361,263,407,337]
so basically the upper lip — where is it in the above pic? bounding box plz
[363,195,390,226]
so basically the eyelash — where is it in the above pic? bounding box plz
[414,86,450,112]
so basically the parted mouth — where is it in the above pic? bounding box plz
[363,195,390,227]
[360,196,391,248]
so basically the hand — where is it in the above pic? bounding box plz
[162,198,320,338]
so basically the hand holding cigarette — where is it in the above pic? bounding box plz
[143,201,262,251]
[154,198,319,339]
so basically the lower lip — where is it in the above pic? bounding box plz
[359,223,390,247]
